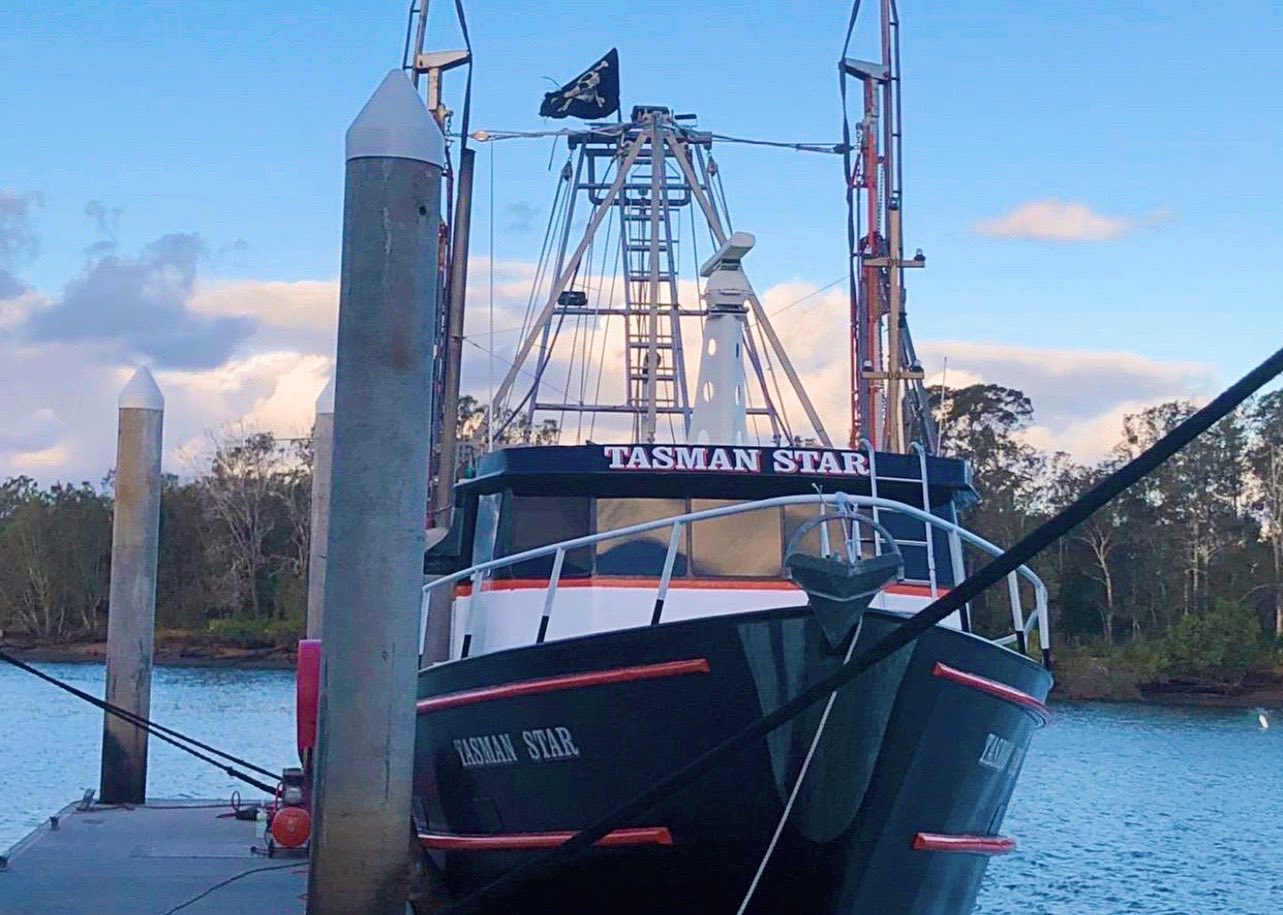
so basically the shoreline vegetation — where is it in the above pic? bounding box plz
[4,390,1283,708]
[6,635,1283,708]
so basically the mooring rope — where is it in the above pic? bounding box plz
[439,344,1283,915]
[0,648,279,794]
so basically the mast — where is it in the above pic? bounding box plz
[490,107,831,448]
[404,1,472,524]
[841,0,934,454]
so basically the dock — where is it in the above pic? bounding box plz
[0,799,308,914]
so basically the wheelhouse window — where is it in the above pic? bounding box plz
[595,498,689,577]
[501,495,592,578]
[471,493,501,566]
[690,499,782,578]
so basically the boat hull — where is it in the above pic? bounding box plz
[413,605,1051,914]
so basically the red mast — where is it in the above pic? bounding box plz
[841,0,926,454]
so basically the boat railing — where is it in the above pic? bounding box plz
[420,492,1051,667]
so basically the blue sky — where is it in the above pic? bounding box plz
[2,0,1282,478]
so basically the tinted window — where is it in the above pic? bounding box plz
[782,503,826,559]
[691,500,783,578]
[595,498,689,577]
[471,493,500,565]
[502,496,592,578]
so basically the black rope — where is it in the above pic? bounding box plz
[0,648,279,793]
[160,862,300,914]
[441,345,1283,914]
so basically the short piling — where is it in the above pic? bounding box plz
[306,69,445,914]
[99,367,164,806]
[305,376,334,640]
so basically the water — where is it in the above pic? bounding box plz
[977,702,1283,915]
[2,665,1279,913]
[0,661,295,852]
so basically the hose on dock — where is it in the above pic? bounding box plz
[439,344,1283,915]
[0,648,279,794]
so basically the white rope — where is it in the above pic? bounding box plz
[733,620,863,914]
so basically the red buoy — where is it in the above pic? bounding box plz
[271,805,311,849]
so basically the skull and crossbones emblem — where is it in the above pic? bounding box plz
[553,60,610,113]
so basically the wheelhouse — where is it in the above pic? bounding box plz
[418,443,1053,661]
[430,443,975,587]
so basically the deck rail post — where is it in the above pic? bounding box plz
[537,549,567,643]
[650,522,685,625]
[1006,572,1027,654]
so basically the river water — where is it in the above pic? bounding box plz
[2,662,1279,913]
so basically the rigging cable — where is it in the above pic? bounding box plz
[466,126,842,155]
[0,648,278,794]
[436,344,1283,915]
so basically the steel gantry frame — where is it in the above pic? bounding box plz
[491,107,832,447]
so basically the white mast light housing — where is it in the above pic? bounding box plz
[691,232,754,444]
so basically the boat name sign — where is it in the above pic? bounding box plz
[602,445,870,477]
[452,727,581,769]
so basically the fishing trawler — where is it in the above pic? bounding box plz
[402,3,1052,912]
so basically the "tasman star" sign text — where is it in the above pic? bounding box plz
[602,445,871,477]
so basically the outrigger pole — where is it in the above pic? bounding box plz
[439,344,1283,914]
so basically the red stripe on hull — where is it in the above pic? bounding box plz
[931,661,1050,724]
[912,832,1016,855]
[416,658,711,714]
[419,827,674,851]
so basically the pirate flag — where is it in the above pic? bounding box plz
[539,49,620,120]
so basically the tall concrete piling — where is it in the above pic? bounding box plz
[99,367,164,805]
[306,69,445,914]
[305,376,334,640]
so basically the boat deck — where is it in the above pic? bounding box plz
[0,799,308,914]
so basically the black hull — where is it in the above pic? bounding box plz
[413,607,1051,914]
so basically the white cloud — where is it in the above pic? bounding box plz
[973,200,1171,242]
[919,340,1214,460]
[0,258,1219,481]
[190,278,338,331]
[0,289,46,331]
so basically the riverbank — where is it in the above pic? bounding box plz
[1052,651,1283,708]
[9,633,1283,708]
[1,631,297,669]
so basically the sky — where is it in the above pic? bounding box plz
[2,0,1282,482]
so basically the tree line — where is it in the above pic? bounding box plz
[938,385,1283,681]
[0,431,311,645]
[0,399,543,646]
[2,387,1281,680]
